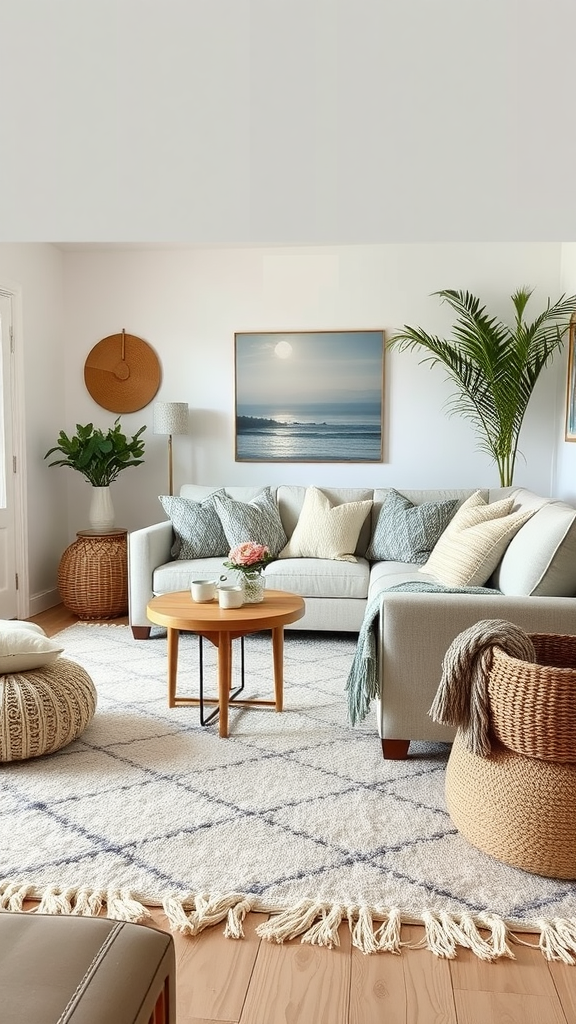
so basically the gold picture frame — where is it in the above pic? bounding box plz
[565,314,576,441]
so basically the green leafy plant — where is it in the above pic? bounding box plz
[44,418,146,486]
[389,288,576,486]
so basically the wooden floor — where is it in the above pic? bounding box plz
[26,605,576,1024]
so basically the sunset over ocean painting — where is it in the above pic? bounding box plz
[234,330,384,462]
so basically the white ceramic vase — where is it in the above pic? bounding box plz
[89,486,115,532]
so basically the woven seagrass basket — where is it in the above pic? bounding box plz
[58,532,128,620]
[446,732,576,878]
[488,633,576,762]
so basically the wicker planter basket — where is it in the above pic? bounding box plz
[488,633,576,762]
[446,732,576,878]
[58,530,128,620]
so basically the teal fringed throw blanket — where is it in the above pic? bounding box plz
[345,581,502,726]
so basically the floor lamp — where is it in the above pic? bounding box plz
[153,402,189,495]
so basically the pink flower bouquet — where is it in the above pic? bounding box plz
[223,541,273,575]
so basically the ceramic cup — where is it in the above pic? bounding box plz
[191,579,218,602]
[218,585,244,609]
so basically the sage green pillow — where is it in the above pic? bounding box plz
[367,489,458,564]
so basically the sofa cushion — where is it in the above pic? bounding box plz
[153,556,229,595]
[366,488,458,563]
[420,490,534,587]
[158,491,228,559]
[213,487,287,557]
[279,486,372,563]
[0,628,64,673]
[266,556,370,600]
[491,488,576,596]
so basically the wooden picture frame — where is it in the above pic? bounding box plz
[234,329,384,463]
[566,314,576,441]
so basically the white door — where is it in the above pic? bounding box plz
[0,292,17,618]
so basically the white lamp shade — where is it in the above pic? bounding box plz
[153,402,189,435]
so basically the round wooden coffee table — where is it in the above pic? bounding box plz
[146,589,305,737]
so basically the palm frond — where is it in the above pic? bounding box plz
[389,287,576,485]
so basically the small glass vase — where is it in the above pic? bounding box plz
[242,568,266,603]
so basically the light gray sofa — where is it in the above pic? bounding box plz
[128,484,576,757]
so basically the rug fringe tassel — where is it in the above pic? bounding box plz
[413,911,515,961]
[373,908,402,954]
[223,897,254,940]
[520,918,576,964]
[0,880,33,912]
[0,882,149,924]
[2,877,575,965]
[70,887,105,917]
[349,905,380,954]
[105,889,151,924]
[300,904,343,949]
[478,913,515,960]
[162,892,248,937]
[36,886,75,916]
[255,899,326,943]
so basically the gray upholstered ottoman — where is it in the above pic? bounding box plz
[0,912,175,1023]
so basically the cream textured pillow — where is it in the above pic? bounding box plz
[420,490,535,587]
[0,629,64,673]
[279,486,372,562]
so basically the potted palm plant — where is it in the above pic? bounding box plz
[45,418,146,531]
[389,288,576,486]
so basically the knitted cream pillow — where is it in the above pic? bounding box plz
[420,490,534,587]
[279,486,372,563]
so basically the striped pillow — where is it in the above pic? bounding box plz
[420,490,534,587]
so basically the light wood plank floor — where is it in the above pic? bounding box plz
[25,605,576,1023]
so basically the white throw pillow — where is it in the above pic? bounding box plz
[420,490,534,587]
[0,619,46,636]
[0,630,64,673]
[279,486,372,563]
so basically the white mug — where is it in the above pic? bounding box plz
[218,585,244,609]
[191,579,218,602]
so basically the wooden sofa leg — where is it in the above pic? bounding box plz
[381,739,410,760]
[131,626,151,640]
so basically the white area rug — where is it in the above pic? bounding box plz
[2,622,576,961]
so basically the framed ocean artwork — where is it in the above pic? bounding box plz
[566,314,576,442]
[234,330,384,462]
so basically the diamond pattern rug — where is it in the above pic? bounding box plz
[2,622,576,960]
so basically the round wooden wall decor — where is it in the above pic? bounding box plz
[83,331,161,413]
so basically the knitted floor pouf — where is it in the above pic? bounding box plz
[446,731,576,879]
[0,657,97,762]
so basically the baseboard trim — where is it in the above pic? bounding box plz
[28,588,60,616]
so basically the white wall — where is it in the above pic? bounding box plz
[61,243,564,539]
[2,241,569,613]
[0,244,65,611]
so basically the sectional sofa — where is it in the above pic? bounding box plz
[128,484,576,757]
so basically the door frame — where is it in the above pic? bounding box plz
[1,282,29,619]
